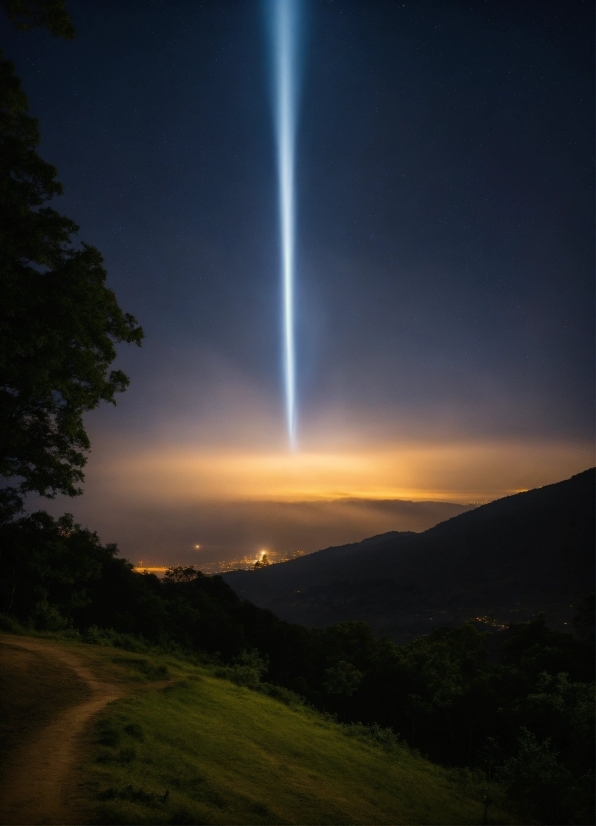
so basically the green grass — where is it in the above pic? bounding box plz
[76,647,515,825]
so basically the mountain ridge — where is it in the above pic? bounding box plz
[223,469,595,642]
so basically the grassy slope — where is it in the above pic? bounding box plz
[62,643,514,825]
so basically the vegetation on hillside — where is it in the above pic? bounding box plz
[85,646,503,825]
[1,635,514,825]
[0,3,142,515]
[0,514,593,824]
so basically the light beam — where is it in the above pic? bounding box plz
[270,0,300,449]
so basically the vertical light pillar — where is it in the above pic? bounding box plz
[272,0,300,449]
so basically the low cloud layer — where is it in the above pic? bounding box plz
[33,427,593,568]
[44,496,473,568]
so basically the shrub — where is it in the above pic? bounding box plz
[32,600,68,631]
[256,682,304,706]
[0,613,23,633]
[342,721,402,752]
[82,625,148,652]
[215,649,268,687]
[497,728,578,824]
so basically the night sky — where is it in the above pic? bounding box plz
[5,0,594,567]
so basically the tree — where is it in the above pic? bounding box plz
[164,566,204,583]
[0,51,143,505]
[254,553,270,569]
[323,660,363,698]
[0,0,75,38]
[497,728,575,825]
[0,508,114,625]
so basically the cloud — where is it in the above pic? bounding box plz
[51,496,473,567]
[36,427,593,567]
[94,437,592,504]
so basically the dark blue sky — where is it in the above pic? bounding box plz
[6,0,594,562]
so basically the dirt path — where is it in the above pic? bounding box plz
[0,636,123,825]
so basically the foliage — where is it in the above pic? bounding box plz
[496,728,582,825]
[81,625,151,654]
[323,660,363,697]
[81,652,495,825]
[163,566,204,584]
[0,52,143,503]
[341,721,402,752]
[215,649,269,687]
[254,681,304,706]
[0,509,118,624]
[0,0,75,37]
[0,509,593,823]
[453,767,506,826]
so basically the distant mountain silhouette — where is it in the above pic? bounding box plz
[223,469,595,642]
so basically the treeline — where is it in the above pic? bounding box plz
[1,507,594,824]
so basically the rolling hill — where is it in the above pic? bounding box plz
[0,634,510,825]
[223,469,595,642]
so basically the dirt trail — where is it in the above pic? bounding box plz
[0,636,123,825]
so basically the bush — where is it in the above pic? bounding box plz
[111,656,169,680]
[452,767,507,825]
[256,682,304,706]
[32,600,68,631]
[214,649,269,687]
[497,728,583,824]
[82,625,148,652]
[0,613,23,632]
[342,721,402,752]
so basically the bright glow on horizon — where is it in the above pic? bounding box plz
[271,0,300,449]
[99,438,592,505]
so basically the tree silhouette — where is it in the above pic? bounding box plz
[0,45,143,506]
[0,0,75,38]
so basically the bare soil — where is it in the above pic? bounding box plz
[0,635,123,825]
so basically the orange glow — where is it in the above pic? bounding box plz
[101,438,592,504]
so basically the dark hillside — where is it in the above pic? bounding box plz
[224,469,595,641]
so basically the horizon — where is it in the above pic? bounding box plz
[38,464,593,572]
